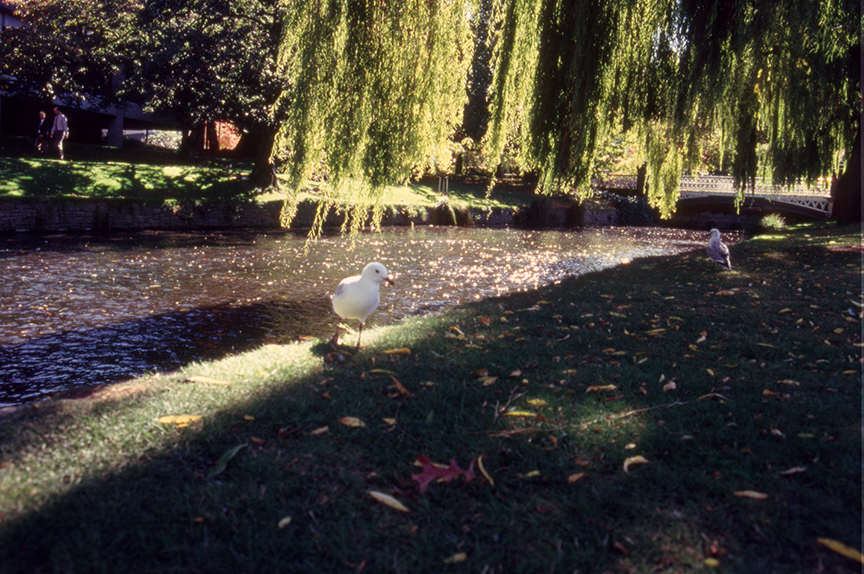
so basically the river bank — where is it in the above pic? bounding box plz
[0,222,860,573]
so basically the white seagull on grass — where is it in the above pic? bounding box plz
[706,228,732,270]
[331,262,394,348]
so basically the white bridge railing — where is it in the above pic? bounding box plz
[596,174,833,216]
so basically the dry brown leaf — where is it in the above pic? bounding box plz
[817,538,864,563]
[623,455,648,473]
[734,490,769,500]
[390,375,415,397]
[368,491,410,512]
[339,416,366,428]
[478,376,498,386]
[310,426,329,435]
[383,347,412,355]
[157,414,203,426]
[526,398,547,406]
[586,384,617,393]
[567,472,586,484]
[277,516,292,529]
[477,454,494,487]
[443,552,468,564]
[715,290,736,296]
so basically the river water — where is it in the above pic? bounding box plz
[0,226,712,406]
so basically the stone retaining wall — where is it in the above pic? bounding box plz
[0,198,627,233]
[0,198,523,233]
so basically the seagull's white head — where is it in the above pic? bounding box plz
[709,228,721,239]
[361,262,394,285]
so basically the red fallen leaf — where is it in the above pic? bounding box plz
[411,456,476,493]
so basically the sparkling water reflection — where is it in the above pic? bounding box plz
[0,226,713,405]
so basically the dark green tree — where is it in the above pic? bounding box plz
[0,0,136,108]
[127,0,289,185]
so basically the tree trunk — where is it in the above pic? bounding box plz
[830,115,861,222]
[249,128,279,188]
[206,121,220,153]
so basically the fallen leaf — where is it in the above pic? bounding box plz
[243,415,255,421]
[779,466,807,476]
[623,455,648,473]
[704,558,721,567]
[624,443,637,450]
[277,516,292,528]
[477,455,494,487]
[443,552,468,564]
[734,490,769,500]
[715,290,736,296]
[383,417,397,425]
[567,472,586,484]
[509,369,523,377]
[662,381,677,392]
[390,375,415,397]
[310,426,329,435]
[383,347,411,355]
[706,368,715,376]
[817,538,864,563]
[478,376,498,386]
[411,456,476,493]
[207,444,247,479]
[157,414,203,427]
[586,384,617,393]
[339,416,366,428]
[368,491,410,512]
[249,437,265,445]
[526,398,547,406]
[504,410,538,417]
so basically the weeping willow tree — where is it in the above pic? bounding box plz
[275,0,474,237]
[484,0,860,218]
[274,0,859,232]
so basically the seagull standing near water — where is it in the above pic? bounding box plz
[706,228,732,270]
[331,262,394,348]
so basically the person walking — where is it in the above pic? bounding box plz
[34,111,51,154]
[49,106,68,159]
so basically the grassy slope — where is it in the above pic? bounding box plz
[0,136,533,210]
[0,223,860,573]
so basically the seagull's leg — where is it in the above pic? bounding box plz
[356,322,364,349]
[331,325,341,346]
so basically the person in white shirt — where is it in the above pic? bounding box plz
[50,106,68,159]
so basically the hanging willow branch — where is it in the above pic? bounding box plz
[276,0,474,239]
[485,0,858,215]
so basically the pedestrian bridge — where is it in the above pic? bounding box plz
[598,174,833,218]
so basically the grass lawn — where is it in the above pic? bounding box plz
[0,136,535,210]
[0,222,860,573]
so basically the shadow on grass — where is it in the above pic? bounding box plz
[0,224,860,573]
[0,156,253,202]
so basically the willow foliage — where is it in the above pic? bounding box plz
[277,0,474,237]
[486,0,859,216]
